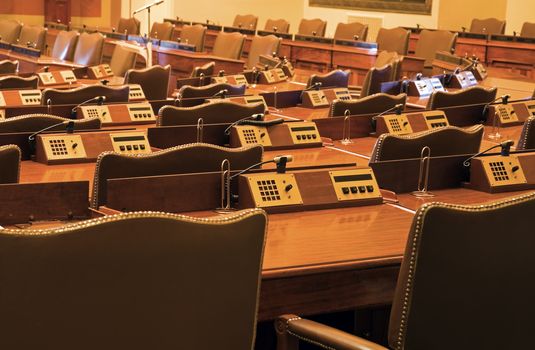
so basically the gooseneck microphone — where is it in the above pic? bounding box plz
[229,155,294,180]
[463,139,515,167]
[211,89,229,99]
[482,94,510,118]
[224,113,264,135]
[371,103,404,131]
[70,96,106,118]
[300,82,322,99]
[28,120,76,156]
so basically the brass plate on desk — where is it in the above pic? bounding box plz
[110,132,151,154]
[41,135,87,160]
[18,90,42,105]
[481,156,527,187]
[234,125,272,146]
[329,168,381,201]
[127,103,156,122]
[78,105,112,123]
[494,104,519,124]
[128,84,146,101]
[423,110,449,129]
[245,173,303,208]
[383,114,413,135]
[288,122,321,144]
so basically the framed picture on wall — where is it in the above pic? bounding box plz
[309,0,433,15]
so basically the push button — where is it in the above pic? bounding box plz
[126,145,132,151]
[119,145,126,151]
[133,145,139,150]
[366,185,374,192]
[350,186,358,194]
[358,186,366,193]
[140,144,146,150]
[342,187,350,194]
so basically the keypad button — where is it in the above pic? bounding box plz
[358,186,366,193]
[366,185,374,192]
[350,186,358,194]
[342,187,350,194]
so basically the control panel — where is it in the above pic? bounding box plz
[0,90,42,106]
[128,84,146,101]
[329,168,381,201]
[467,154,533,193]
[232,125,272,147]
[381,114,413,135]
[375,110,449,136]
[288,122,321,144]
[77,102,156,125]
[257,68,287,84]
[242,173,303,208]
[487,100,535,126]
[110,132,151,154]
[39,135,87,161]
[301,88,353,108]
[228,95,268,111]
[87,64,114,79]
[423,112,449,129]
[408,78,444,97]
[18,90,42,105]
[212,74,248,86]
[450,71,478,89]
[38,70,78,86]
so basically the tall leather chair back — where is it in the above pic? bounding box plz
[334,22,368,41]
[369,125,483,162]
[212,32,246,59]
[330,93,407,117]
[124,65,171,100]
[0,144,21,184]
[233,14,258,30]
[109,44,137,77]
[0,19,22,44]
[0,75,38,90]
[117,17,140,35]
[298,18,327,36]
[190,61,215,78]
[388,192,535,349]
[177,82,246,101]
[247,35,281,69]
[376,27,410,55]
[51,30,79,61]
[91,143,263,208]
[264,19,290,33]
[521,22,535,38]
[307,69,351,89]
[150,21,173,40]
[73,32,104,66]
[427,86,497,110]
[0,114,101,133]
[517,116,535,150]
[470,17,506,34]
[0,60,18,74]
[375,51,403,80]
[414,30,458,68]
[360,64,393,98]
[42,85,130,105]
[0,209,267,350]
[158,100,266,126]
[18,25,47,52]
[179,24,206,52]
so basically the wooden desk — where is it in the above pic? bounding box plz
[0,50,84,73]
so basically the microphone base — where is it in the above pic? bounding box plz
[410,190,435,198]
[487,132,502,140]
[213,207,238,214]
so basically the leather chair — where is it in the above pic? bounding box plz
[149,21,173,40]
[0,114,101,133]
[109,44,137,77]
[307,69,351,89]
[212,32,246,60]
[0,19,22,44]
[42,85,130,105]
[374,51,404,80]
[0,75,38,90]
[414,30,458,68]
[179,24,206,52]
[298,18,327,37]
[117,17,140,35]
[470,17,506,34]
[369,125,484,162]
[0,208,267,350]
[521,22,535,38]
[0,60,18,74]
[246,35,281,69]
[264,19,290,33]
[334,22,368,41]
[91,143,264,208]
[517,116,535,150]
[158,100,266,126]
[72,32,104,66]
[124,65,171,100]
[360,64,393,98]
[50,30,79,61]
[17,25,47,52]
[0,144,21,184]
[190,61,215,78]
[427,86,497,110]
[329,93,407,117]
[276,192,535,350]
[376,27,410,55]
[177,82,246,101]
[233,14,258,30]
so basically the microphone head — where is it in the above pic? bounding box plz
[501,140,514,147]
[273,155,293,164]
[251,113,264,121]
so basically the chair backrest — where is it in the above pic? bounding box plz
[388,192,535,350]
[374,51,403,80]
[376,27,410,55]
[427,86,497,110]
[150,21,173,40]
[42,85,130,105]
[0,114,101,133]
[178,82,246,100]
[469,17,506,34]
[521,22,535,38]
[0,209,267,350]
[51,30,79,61]
[0,144,21,184]
[369,125,483,162]
[298,18,327,36]
[334,22,368,41]
[264,19,290,33]
[360,64,393,98]
[414,30,458,67]
[72,32,104,66]
[212,32,246,59]
[0,60,18,74]
[233,14,258,30]
[91,143,264,208]
[158,100,266,126]
[179,24,206,52]
[18,25,47,52]
[190,61,215,78]
[517,116,535,150]
[307,69,351,89]
[109,44,137,77]
[329,93,407,117]
[124,65,171,100]
[0,75,38,90]
[117,17,140,35]
[246,35,281,69]
[0,19,22,44]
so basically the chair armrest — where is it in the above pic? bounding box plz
[275,314,388,350]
